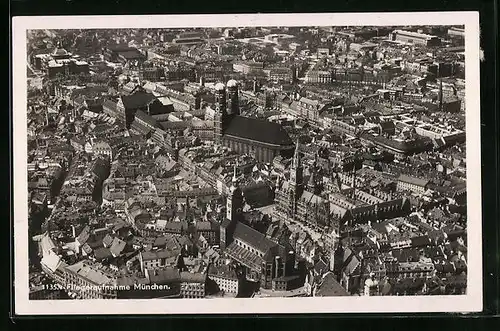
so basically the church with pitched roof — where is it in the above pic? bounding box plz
[213,80,295,163]
[220,165,301,290]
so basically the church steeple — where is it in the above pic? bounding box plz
[220,163,242,251]
[214,82,227,145]
[307,167,317,193]
[438,78,443,112]
[226,79,239,116]
[185,195,195,224]
[226,162,244,222]
[292,141,301,169]
[290,141,303,186]
[288,141,304,219]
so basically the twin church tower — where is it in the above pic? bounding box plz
[210,79,294,163]
[213,80,240,145]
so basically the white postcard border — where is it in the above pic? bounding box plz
[13,12,482,315]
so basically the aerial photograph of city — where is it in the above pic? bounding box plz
[26,24,468,300]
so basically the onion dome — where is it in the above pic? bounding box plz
[226,79,238,88]
[214,83,226,91]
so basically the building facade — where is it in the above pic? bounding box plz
[213,81,295,163]
[220,167,298,290]
[396,175,429,194]
[390,30,442,47]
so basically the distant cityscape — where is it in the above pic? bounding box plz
[27,25,467,300]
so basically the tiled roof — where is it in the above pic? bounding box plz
[93,247,112,260]
[344,254,361,275]
[299,97,320,107]
[141,248,180,261]
[76,225,90,244]
[233,222,276,255]
[134,110,159,128]
[81,243,93,255]
[65,261,114,285]
[41,253,62,273]
[224,115,293,146]
[315,272,349,296]
[196,221,214,231]
[379,120,396,130]
[118,49,145,60]
[208,264,238,280]
[361,133,433,153]
[225,241,264,272]
[102,234,114,247]
[102,100,116,111]
[108,45,138,52]
[314,258,329,275]
[180,271,207,283]
[110,237,126,257]
[121,92,156,110]
[52,47,69,56]
[147,267,181,283]
[300,190,324,205]
[152,236,167,247]
[398,174,429,187]
[391,248,420,263]
[163,222,189,232]
[410,235,432,247]
[159,120,192,130]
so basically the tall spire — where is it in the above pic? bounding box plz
[232,161,238,184]
[293,141,301,167]
[438,78,443,112]
[351,163,357,199]
[226,159,244,224]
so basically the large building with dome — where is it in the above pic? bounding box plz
[212,80,295,163]
[31,44,89,79]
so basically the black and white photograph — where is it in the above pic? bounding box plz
[12,12,482,314]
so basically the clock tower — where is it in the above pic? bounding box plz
[220,163,244,250]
